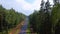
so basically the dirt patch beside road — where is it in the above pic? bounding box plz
[9,21,25,34]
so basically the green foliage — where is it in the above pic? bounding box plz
[0,5,26,33]
[51,3,60,34]
[29,0,60,34]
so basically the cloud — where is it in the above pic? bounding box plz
[14,0,41,15]
[15,0,53,11]
[0,0,53,16]
[15,0,41,10]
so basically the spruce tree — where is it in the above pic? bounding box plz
[39,0,45,34]
[44,0,52,34]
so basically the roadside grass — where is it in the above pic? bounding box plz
[27,22,38,34]
[0,30,9,34]
[8,21,24,34]
[14,29,20,34]
[26,22,31,34]
[8,26,20,34]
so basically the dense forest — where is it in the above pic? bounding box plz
[0,0,60,34]
[29,0,60,34]
[0,5,26,34]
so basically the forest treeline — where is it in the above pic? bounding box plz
[0,5,26,34]
[29,0,60,34]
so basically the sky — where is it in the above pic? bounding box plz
[0,0,53,16]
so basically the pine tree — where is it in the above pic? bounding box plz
[52,0,60,34]
[44,0,52,34]
[40,0,45,13]
[39,0,45,34]
[53,0,60,6]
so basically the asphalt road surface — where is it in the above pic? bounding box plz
[19,17,29,34]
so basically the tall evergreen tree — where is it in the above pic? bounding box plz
[44,0,52,34]
[40,0,45,13]
[39,0,45,34]
[52,0,60,34]
[53,0,60,6]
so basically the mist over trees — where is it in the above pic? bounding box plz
[29,0,60,34]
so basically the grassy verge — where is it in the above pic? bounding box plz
[27,22,38,34]
[8,21,24,34]
[26,22,31,34]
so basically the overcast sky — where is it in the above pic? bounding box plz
[0,0,53,16]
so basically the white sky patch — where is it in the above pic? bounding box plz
[15,0,41,10]
[0,0,1,4]
[0,0,53,16]
[32,0,41,10]
[15,0,53,16]
[49,0,53,5]
[15,0,53,10]
[44,0,53,5]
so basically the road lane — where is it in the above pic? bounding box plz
[19,17,29,34]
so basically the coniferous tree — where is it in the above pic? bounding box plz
[39,0,45,34]
[52,0,60,34]
[0,5,26,34]
[44,0,52,34]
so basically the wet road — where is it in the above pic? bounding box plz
[19,17,29,34]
